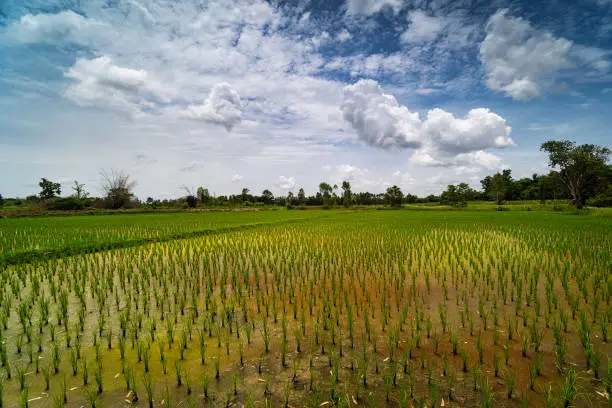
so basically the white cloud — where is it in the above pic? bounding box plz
[341,79,422,149]
[178,83,242,131]
[479,9,609,100]
[64,56,162,114]
[401,11,446,43]
[415,88,436,95]
[341,79,514,161]
[337,29,352,42]
[276,176,296,190]
[231,174,243,182]
[345,0,404,15]
[3,10,109,45]
[335,164,367,181]
[324,53,412,77]
[411,150,503,170]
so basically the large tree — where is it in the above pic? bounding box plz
[297,188,306,205]
[341,180,352,207]
[540,140,610,209]
[39,178,61,200]
[490,173,507,205]
[318,182,332,206]
[261,189,274,205]
[385,185,403,207]
[440,183,472,207]
[101,169,137,209]
[197,187,210,204]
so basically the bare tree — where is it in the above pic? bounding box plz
[100,169,137,209]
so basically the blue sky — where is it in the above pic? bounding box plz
[1,0,611,199]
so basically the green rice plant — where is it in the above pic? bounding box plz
[42,364,51,390]
[185,369,192,395]
[480,377,493,408]
[493,353,501,377]
[70,347,78,376]
[560,368,579,408]
[82,360,88,385]
[473,365,481,391]
[461,349,469,372]
[51,341,60,373]
[521,333,529,358]
[16,365,26,391]
[20,386,28,408]
[505,371,516,399]
[174,359,183,386]
[202,375,210,399]
[214,356,221,379]
[554,334,568,373]
[94,363,103,394]
[61,375,67,402]
[143,372,153,408]
[589,348,601,379]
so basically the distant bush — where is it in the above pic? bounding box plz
[185,195,197,208]
[587,187,612,207]
[45,197,88,211]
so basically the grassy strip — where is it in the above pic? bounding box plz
[0,215,332,268]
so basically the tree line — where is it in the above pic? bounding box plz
[1,140,610,211]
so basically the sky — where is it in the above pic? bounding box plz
[0,0,611,199]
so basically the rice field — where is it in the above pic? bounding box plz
[0,210,329,267]
[0,210,610,407]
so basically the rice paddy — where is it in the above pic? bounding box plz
[0,210,610,407]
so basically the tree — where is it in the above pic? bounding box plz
[286,191,295,207]
[341,181,352,207]
[71,180,88,200]
[319,182,332,206]
[240,187,251,203]
[0,193,4,207]
[440,184,471,207]
[405,193,417,204]
[39,178,61,200]
[541,140,611,209]
[101,169,137,209]
[197,187,210,204]
[261,189,274,205]
[185,195,197,208]
[297,188,306,205]
[490,173,507,205]
[385,185,403,207]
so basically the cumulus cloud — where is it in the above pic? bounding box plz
[64,56,159,113]
[276,176,296,190]
[410,149,503,170]
[341,79,514,162]
[336,164,367,181]
[3,10,108,45]
[231,174,243,182]
[341,79,422,149]
[179,83,242,131]
[65,57,242,129]
[401,11,446,43]
[479,9,605,100]
[345,0,404,15]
